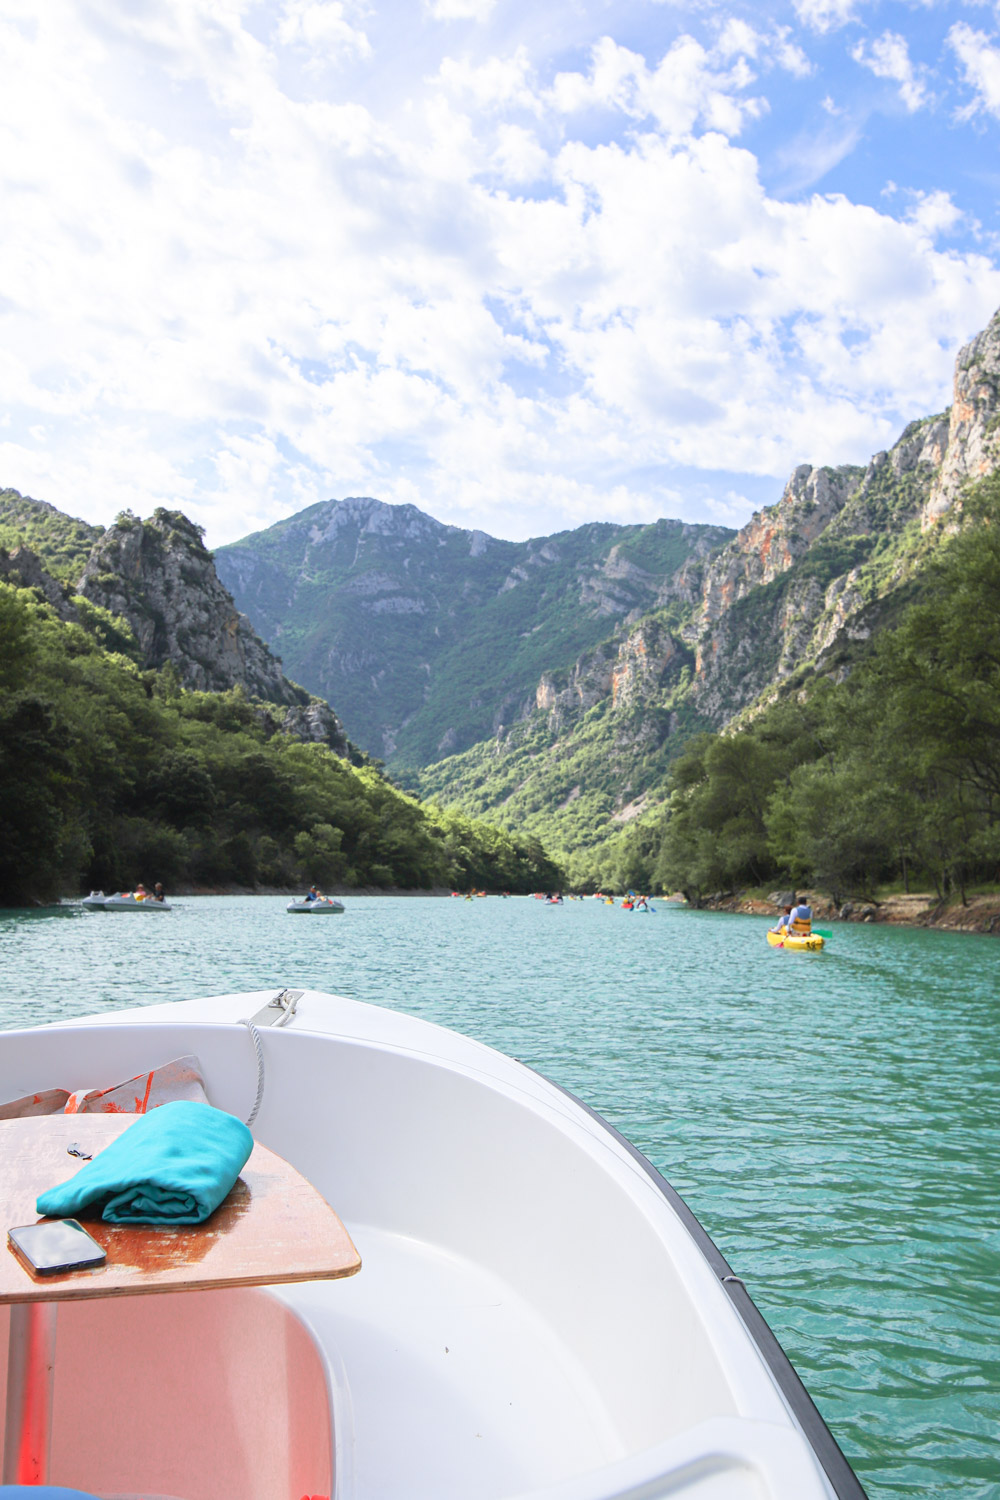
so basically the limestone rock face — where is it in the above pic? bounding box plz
[611,620,679,711]
[251,698,353,758]
[77,509,305,706]
[923,308,1000,527]
[280,700,352,757]
[0,545,78,620]
[686,463,863,625]
[676,399,959,724]
[534,641,618,730]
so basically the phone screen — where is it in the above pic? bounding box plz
[8,1220,107,1276]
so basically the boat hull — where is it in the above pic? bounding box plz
[767,929,824,951]
[86,895,172,910]
[286,899,345,913]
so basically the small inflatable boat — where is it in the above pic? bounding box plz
[767,929,824,951]
[287,897,345,913]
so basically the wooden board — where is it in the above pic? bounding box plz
[0,1114,361,1303]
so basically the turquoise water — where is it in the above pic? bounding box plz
[1,895,997,1497]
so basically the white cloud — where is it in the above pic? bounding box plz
[714,19,812,79]
[775,37,813,79]
[771,117,865,192]
[792,0,857,34]
[791,0,863,34]
[435,47,538,111]
[0,0,998,551]
[426,0,496,21]
[948,22,1000,118]
[491,124,551,184]
[906,189,963,237]
[705,491,754,524]
[547,33,766,138]
[277,1,371,60]
[715,19,760,60]
[852,32,929,111]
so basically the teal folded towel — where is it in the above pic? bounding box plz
[36,1101,253,1226]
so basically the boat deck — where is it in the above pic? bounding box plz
[274,1226,620,1499]
[2,990,850,1499]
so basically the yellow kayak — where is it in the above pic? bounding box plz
[767,929,824,951]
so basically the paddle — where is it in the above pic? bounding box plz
[813,928,833,939]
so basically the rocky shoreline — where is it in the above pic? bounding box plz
[699,888,1000,937]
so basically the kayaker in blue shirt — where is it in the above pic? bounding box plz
[775,898,813,935]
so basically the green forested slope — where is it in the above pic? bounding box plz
[0,584,562,904]
[408,628,709,862]
[597,475,1000,900]
[0,489,102,580]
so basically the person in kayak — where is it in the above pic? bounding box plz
[788,899,813,935]
[774,898,813,935]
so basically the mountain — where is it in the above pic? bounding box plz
[215,502,732,764]
[401,307,1000,859]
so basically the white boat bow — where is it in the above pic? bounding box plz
[0,989,865,1500]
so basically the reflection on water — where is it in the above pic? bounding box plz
[1,894,998,1497]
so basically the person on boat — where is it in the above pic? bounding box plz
[787,899,813,935]
[134,883,149,901]
[152,883,166,903]
[305,884,321,902]
[773,899,812,935]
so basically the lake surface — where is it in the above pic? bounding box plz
[0,894,997,1498]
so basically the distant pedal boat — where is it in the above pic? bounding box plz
[83,891,172,911]
[287,897,345,913]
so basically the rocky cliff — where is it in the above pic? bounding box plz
[78,509,307,706]
[678,410,950,721]
[0,495,354,758]
[922,309,1000,526]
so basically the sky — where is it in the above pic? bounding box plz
[3,1,1000,547]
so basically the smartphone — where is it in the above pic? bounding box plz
[8,1220,107,1276]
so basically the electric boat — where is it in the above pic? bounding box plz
[0,988,866,1500]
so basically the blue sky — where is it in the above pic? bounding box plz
[2,0,1000,545]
